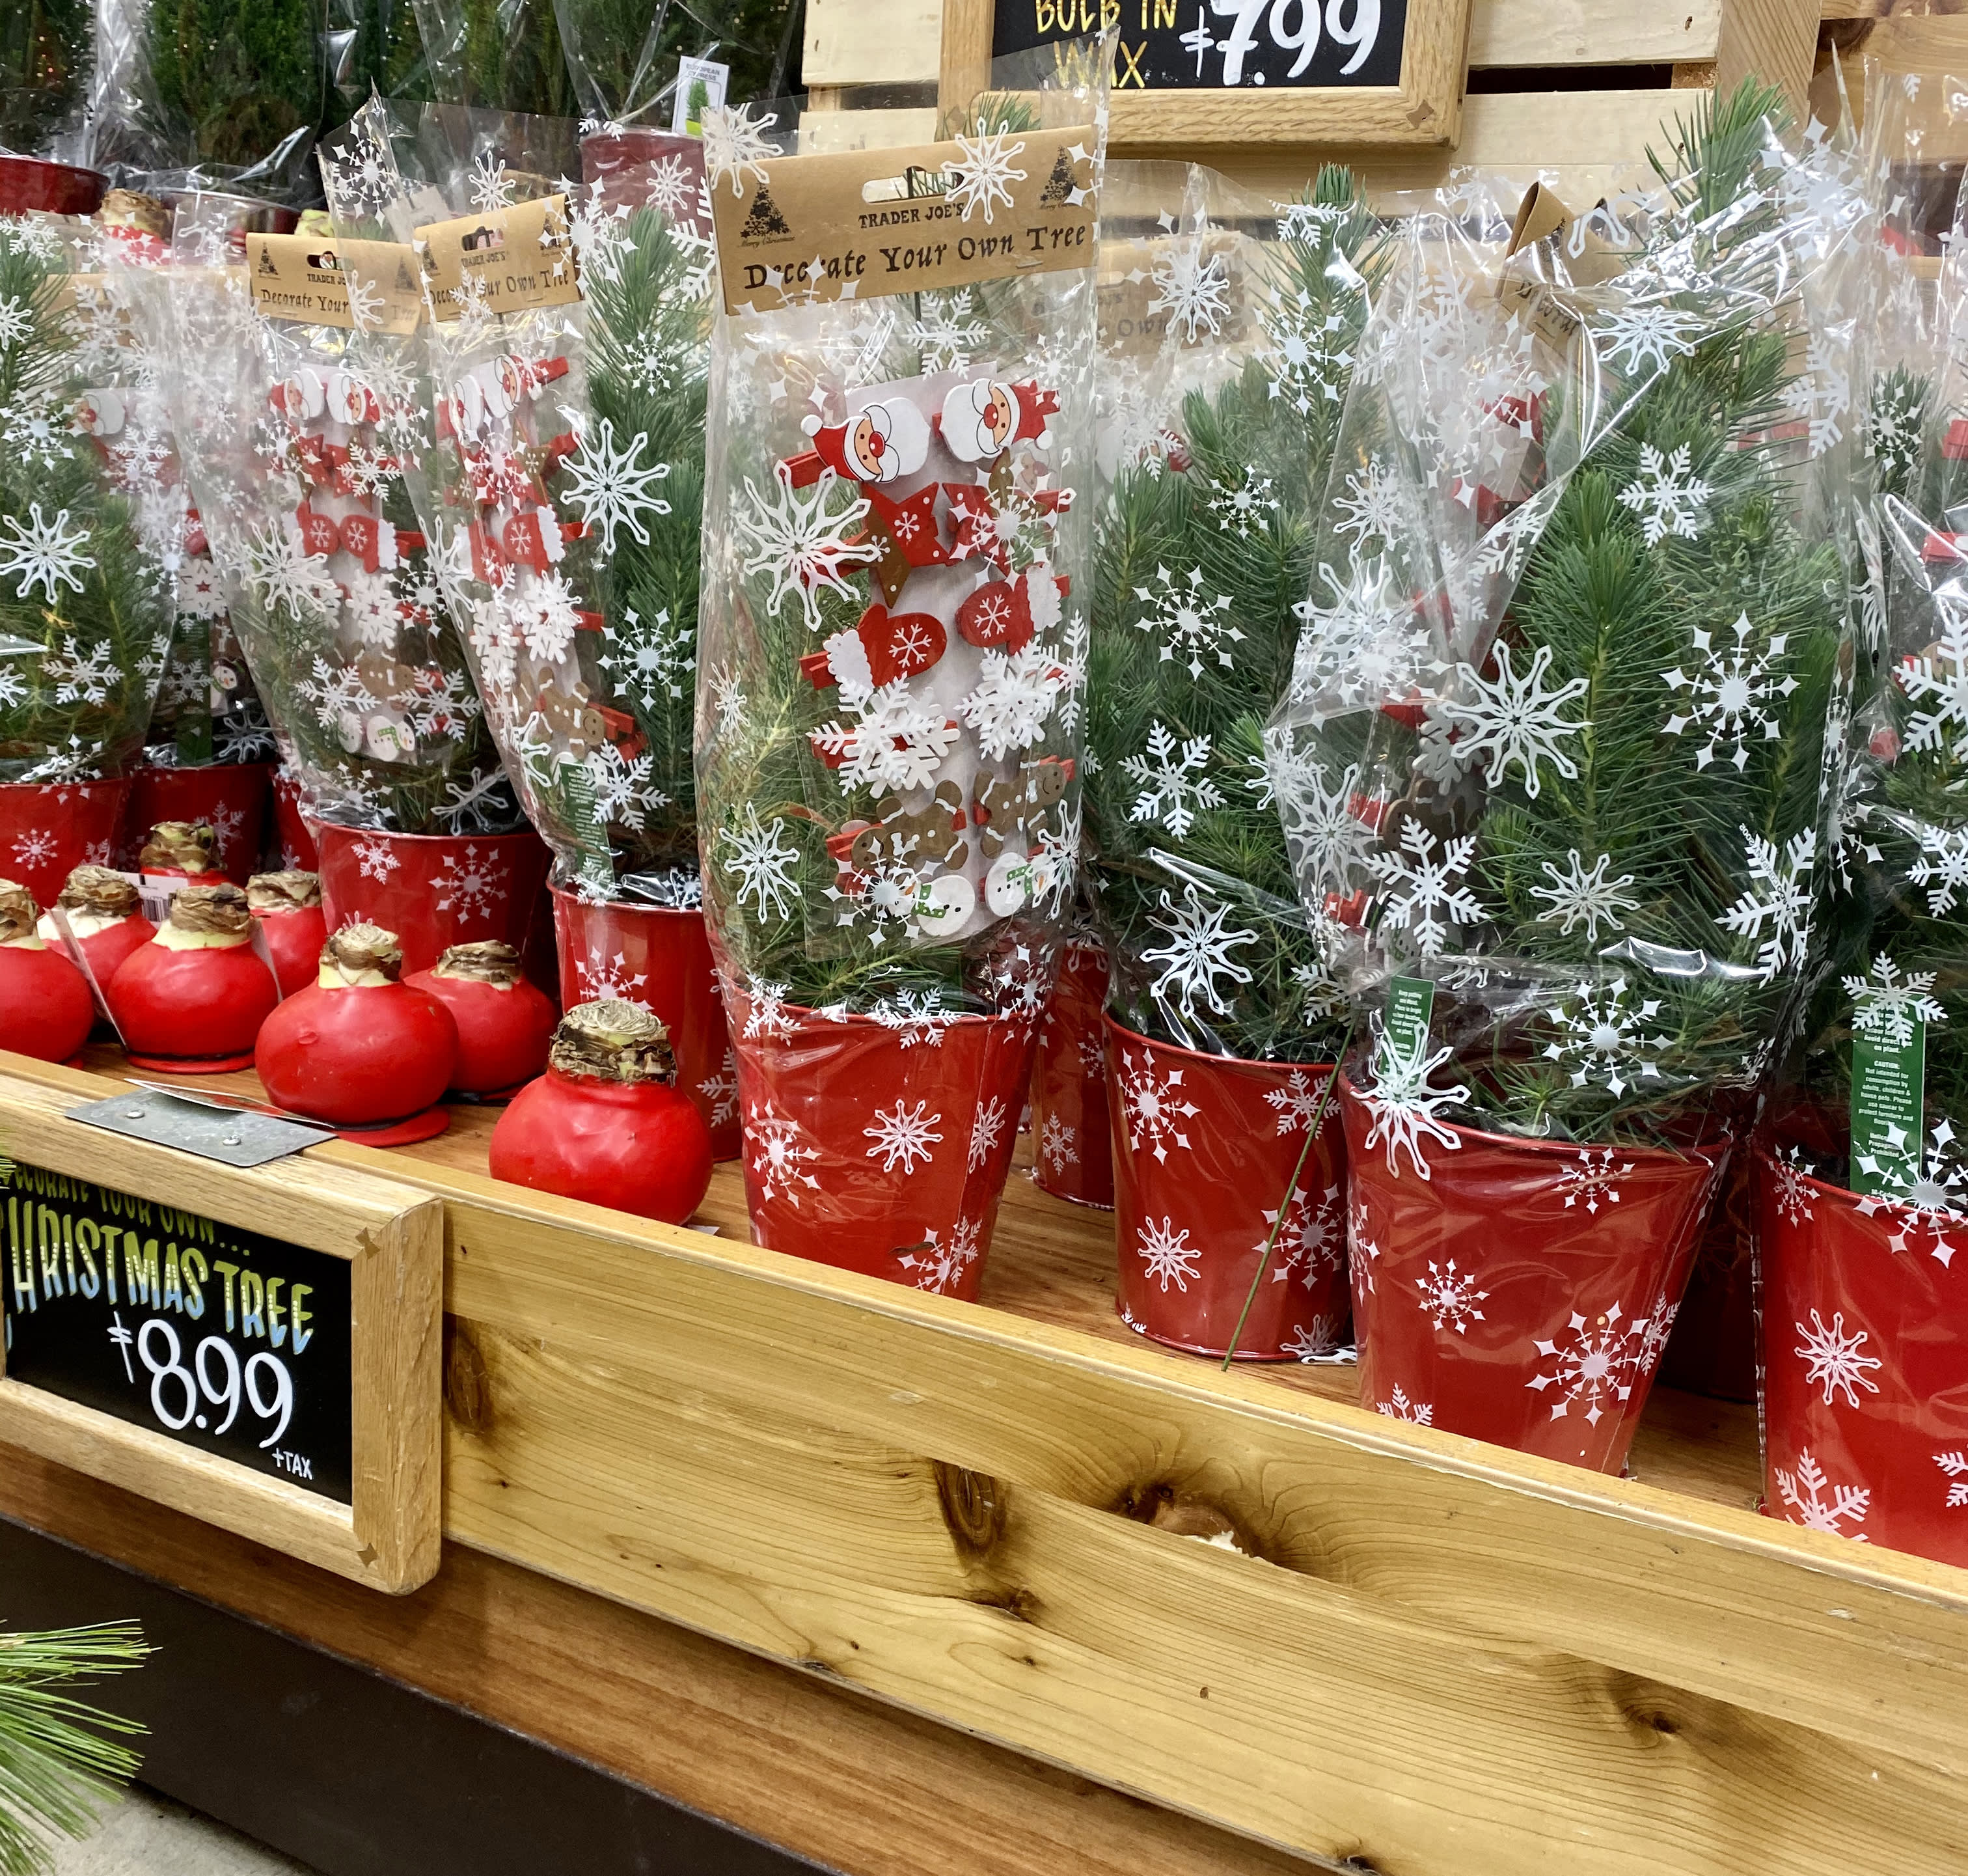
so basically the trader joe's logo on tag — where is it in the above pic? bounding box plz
[711,126,1099,314]
[417,195,581,320]
[249,234,423,333]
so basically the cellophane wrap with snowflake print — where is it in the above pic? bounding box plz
[378,102,717,905]
[0,214,172,786]
[154,199,522,836]
[692,58,1106,1293]
[1272,87,1869,1168]
[1086,161,1383,1066]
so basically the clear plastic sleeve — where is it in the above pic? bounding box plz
[407,0,576,118]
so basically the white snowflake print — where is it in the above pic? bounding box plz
[1416,1257,1488,1334]
[1210,473,1279,538]
[1360,1021,1469,1179]
[1348,1198,1382,1295]
[1261,284,1350,415]
[1845,956,1945,1051]
[584,743,668,831]
[1272,752,1374,894]
[1617,442,1712,546]
[1149,238,1231,343]
[1419,642,1589,801]
[1595,301,1700,377]
[741,979,797,1041]
[1935,1452,1968,1510]
[1292,557,1412,719]
[342,570,403,650]
[1376,1386,1433,1425]
[1281,1319,1345,1362]
[718,806,801,922]
[870,986,957,1048]
[1899,613,1968,764]
[1368,821,1482,958]
[1529,849,1639,943]
[1559,1146,1633,1215]
[1783,333,1852,456]
[1637,1303,1677,1377]
[1794,1308,1882,1409]
[469,150,514,211]
[507,571,585,666]
[1117,1048,1199,1164]
[642,154,696,221]
[1909,821,1968,917]
[1261,1179,1343,1288]
[10,827,55,867]
[705,659,750,737]
[1136,1216,1201,1293]
[243,521,339,620]
[1132,566,1243,680]
[896,1217,984,1295]
[864,1099,942,1173]
[575,945,648,1001]
[698,1049,741,1128]
[704,103,778,194]
[0,295,28,349]
[558,417,672,556]
[961,643,1065,759]
[911,289,989,372]
[1075,1030,1106,1083]
[812,680,962,793]
[599,605,695,710]
[736,467,878,633]
[350,837,400,883]
[1263,1068,1333,1136]
[1855,1119,1968,1265]
[1719,826,1815,982]
[944,130,1026,224]
[431,843,509,918]
[748,1099,822,1206]
[1039,1114,1078,1172]
[1661,612,1796,771]
[1332,455,1405,551]
[0,504,93,603]
[1527,1303,1647,1428]
[1048,615,1089,738]
[1770,1146,1816,1227]
[1774,1449,1870,1539]
[39,637,119,705]
[968,1096,1009,1172]
[1542,975,1669,1099]
[1124,722,1223,838]
[1140,885,1259,1022]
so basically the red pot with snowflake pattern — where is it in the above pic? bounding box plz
[724,977,1039,1301]
[1030,942,1114,1208]
[1106,1017,1349,1362]
[120,763,272,885]
[1342,1083,1725,1472]
[0,779,135,908]
[551,885,739,1160]
[314,825,550,976]
[1755,1143,1968,1563]
[270,769,319,870]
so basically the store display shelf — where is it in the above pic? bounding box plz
[4,1043,1966,1876]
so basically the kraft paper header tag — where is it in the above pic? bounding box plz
[415,195,581,321]
[1496,271,1583,354]
[249,234,424,334]
[711,125,1100,315]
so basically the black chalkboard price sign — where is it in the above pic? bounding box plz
[0,1068,443,1594]
[4,1166,355,1502]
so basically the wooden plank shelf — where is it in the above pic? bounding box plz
[3,1043,1965,1876]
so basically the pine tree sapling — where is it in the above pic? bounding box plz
[1269,85,1868,1470]
[694,70,1106,1290]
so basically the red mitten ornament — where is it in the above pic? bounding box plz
[800,603,948,692]
[405,941,558,1099]
[1,879,94,1063]
[955,566,1068,652]
[107,883,280,1072]
[247,870,328,998]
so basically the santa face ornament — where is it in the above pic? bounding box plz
[939,378,1058,463]
[806,395,933,484]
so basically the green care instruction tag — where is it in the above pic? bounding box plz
[1384,974,1435,1056]
[1850,1021,1925,1195]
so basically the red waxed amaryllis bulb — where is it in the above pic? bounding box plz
[489,1000,712,1223]
[247,869,328,999]
[255,922,458,1145]
[0,878,94,1063]
[38,864,152,989]
[403,940,556,1099]
[139,819,219,885]
[106,881,279,1072]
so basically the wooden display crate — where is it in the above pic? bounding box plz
[3,1043,1965,1876]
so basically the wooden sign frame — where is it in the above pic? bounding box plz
[939,0,1473,148]
[0,1072,443,1594]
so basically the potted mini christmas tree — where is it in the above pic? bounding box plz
[1080,161,1383,1359]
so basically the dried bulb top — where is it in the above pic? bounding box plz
[247,870,322,913]
[57,864,140,919]
[167,882,251,937]
[322,922,403,982]
[549,1000,675,1084]
[141,821,217,874]
[100,188,170,236]
[0,878,38,943]
[434,940,523,987]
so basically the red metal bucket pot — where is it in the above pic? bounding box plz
[269,770,319,870]
[1029,941,1114,1209]
[551,886,739,1161]
[0,778,133,907]
[1756,1146,1968,1560]
[315,825,551,976]
[120,763,272,885]
[727,982,1039,1300]
[1107,1017,1348,1362]
[1343,1083,1725,1470]
[0,155,106,215]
